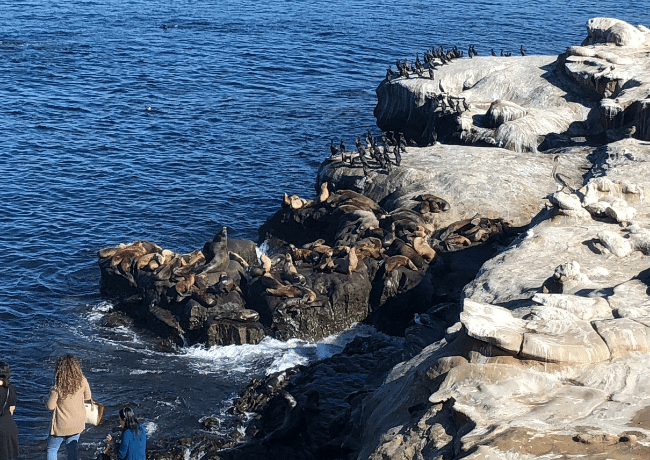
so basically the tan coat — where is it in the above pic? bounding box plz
[46,377,91,436]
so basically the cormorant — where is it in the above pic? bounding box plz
[330,140,338,157]
[520,45,526,56]
[491,48,497,56]
[340,140,345,153]
[394,145,402,166]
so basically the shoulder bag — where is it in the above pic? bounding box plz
[85,399,105,426]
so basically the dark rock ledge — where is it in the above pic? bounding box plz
[99,17,650,460]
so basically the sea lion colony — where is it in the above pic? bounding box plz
[97,174,515,348]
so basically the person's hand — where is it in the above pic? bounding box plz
[106,434,114,446]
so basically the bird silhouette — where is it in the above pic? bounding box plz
[330,140,338,157]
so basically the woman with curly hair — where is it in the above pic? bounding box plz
[46,354,92,460]
[0,361,19,460]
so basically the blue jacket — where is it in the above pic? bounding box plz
[116,424,147,460]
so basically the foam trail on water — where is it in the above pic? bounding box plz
[181,323,393,376]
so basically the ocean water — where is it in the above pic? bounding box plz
[2,0,649,456]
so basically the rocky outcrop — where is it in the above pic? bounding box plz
[98,228,265,347]
[353,19,650,459]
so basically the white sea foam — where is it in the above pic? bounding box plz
[255,240,270,262]
[130,369,164,375]
[144,421,157,435]
[181,323,390,377]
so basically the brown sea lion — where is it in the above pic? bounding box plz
[412,193,450,212]
[317,182,330,203]
[175,274,196,295]
[413,236,436,262]
[354,237,382,260]
[98,244,124,260]
[288,244,318,264]
[385,255,418,272]
[266,284,309,299]
[229,251,249,269]
[445,235,472,247]
[303,238,326,249]
[181,249,205,267]
[333,247,358,274]
[317,249,335,271]
[260,252,272,274]
[135,252,157,270]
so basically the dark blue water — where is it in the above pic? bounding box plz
[2,0,649,456]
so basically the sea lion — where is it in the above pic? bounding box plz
[303,238,326,250]
[413,225,428,239]
[266,284,316,303]
[213,309,260,322]
[175,274,195,295]
[382,221,396,248]
[260,252,272,274]
[444,235,472,247]
[354,237,382,260]
[317,249,335,271]
[288,244,318,264]
[214,272,239,294]
[312,243,333,255]
[282,254,306,285]
[412,194,450,213]
[181,249,204,267]
[229,251,249,269]
[333,246,358,274]
[200,227,229,274]
[384,255,418,272]
[413,236,436,262]
[135,252,157,270]
[98,245,124,260]
[283,193,308,210]
[317,182,330,203]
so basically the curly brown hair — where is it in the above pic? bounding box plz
[54,354,84,399]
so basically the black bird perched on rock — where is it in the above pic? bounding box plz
[330,140,338,157]
[386,66,395,82]
[355,135,362,151]
[520,45,526,56]
[340,140,346,154]
[428,68,434,79]
[393,145,402,166]
[491,48,497,56]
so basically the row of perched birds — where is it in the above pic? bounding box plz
[386,44,527,82]
[329,130,408,175]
